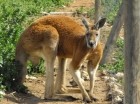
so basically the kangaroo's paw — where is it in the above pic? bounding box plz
[83,96,92,103]
[55,86,68,94]
[88,92,98,102]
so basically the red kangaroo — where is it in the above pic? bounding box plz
[15,15,106,102]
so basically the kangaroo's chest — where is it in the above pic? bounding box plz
[57,37,76,58]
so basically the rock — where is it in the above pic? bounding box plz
[104,71,124,104]
[0,90,5,96]
[113,96,123,104]
[103,76,110,82]
[115,72,124,79]
[109,77,117,82]
[101,70,108,76]
[26,75,37,80]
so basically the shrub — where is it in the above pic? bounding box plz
[100,38,124,73]
[101,0,122,24]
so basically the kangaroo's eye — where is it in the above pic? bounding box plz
[96,34,98,36]
[91,25,96,30]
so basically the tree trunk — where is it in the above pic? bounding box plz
[124,0,140,103]
[100,2,124,65]
[95,0,101,22]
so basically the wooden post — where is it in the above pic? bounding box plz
[100,2,124,65]
[95,0,101,22]
[124,0,140,103]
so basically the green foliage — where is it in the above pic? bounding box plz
[27,60,45,75]
[0,0,71,98]
[52,0,71,6]
[75,6,86,15]
[99,0,124,72]
[101,0,122,24]
[74,6,95,19]
[116,37,124,49]
[0,59,18,91]
[100,38,124,73]
[0,2,26,94]
[0,77,5,99]
[87,8,95,19]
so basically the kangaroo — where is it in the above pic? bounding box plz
[15,15,106,102]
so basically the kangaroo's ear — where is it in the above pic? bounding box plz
[94,18,106,30]
[82,17,89,32]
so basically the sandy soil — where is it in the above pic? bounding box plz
[1,69,111,104]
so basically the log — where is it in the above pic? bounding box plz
[41,12,74,15]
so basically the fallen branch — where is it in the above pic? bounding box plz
[41,12,74,15]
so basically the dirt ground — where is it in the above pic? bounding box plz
[1,0,111,104]
[1,70,111,104]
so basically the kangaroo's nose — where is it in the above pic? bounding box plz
[89,41,95,47]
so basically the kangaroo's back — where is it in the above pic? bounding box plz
[35,15,85,37]
[16,15,86,58]
[34,15,86,57]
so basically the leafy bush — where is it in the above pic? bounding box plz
[101,0,122,24]
[0,77,5,99]
[100,38,124,73]
[0,2,26,93]
[27,60,45,75]
[87,8,95,19]
[0,0,71,98]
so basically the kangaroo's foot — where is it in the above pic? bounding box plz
[55,86,68,94]
[88,92,98,101]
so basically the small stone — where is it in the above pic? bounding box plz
[26,75,37,80]
[115,72,124,79]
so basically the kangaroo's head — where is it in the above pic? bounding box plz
[82,18,106,48]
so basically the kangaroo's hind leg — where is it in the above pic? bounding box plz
[87,60,99,101]
[55,57,67,94]
[42,26,59,99]
[43,48,57,99]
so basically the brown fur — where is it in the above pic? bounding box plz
[15,15,106,102]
